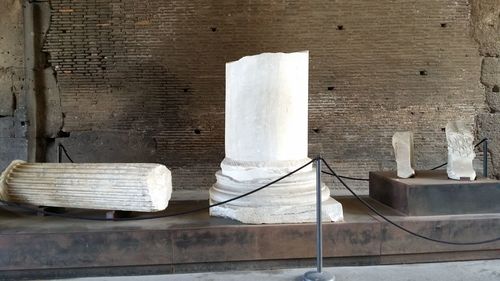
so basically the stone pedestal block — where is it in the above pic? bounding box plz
[209,51,343,224]
[369,170,500,216]
[0,161,172,212]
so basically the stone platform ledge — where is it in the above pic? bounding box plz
[0,197,498,280]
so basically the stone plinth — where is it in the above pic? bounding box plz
[446,120,476,180]
[209,51,343,224]
[392,132,415,178]
[0,161,172,212]
[369,170,500,216]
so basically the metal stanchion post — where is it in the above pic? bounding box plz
[483,139,488,177]
[57,144,62,163]
[303,157,334,281]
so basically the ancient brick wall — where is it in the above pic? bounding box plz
[43,0,487,196]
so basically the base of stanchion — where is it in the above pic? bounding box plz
[303,270,335,281]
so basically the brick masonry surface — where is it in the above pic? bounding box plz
[43,0,487,195]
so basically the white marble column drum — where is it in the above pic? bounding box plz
[446,120,476,181]
[0,161,172,212]
[209,51,343,224]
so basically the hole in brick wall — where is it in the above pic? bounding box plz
[419,70,428,76]
[183,88,189,92]
[101,66,106,70]
[62,30,67,33]
[211,27,217,32]
[337,25,344,30]
[441,127,445,132]
[312,128,321,134]
[57,131,70,138]
[493,85,499,93]
[410,112,415,115]
[194,129,201,134]
[20,121,26,126]
[327,86,335,91]
[440,23,447,28]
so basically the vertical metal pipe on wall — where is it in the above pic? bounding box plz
[483,139,488,177]
[23,0,37,162]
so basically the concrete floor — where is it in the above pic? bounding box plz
[60,260,500,281]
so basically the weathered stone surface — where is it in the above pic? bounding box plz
[446,121,476,181]
[0,117,14,137]
[0,69,14,116]
[0,67,23,117]
[209,52,343,224]
[470,0,500,56]
[474,0,500,183]
[40,67,63,138]
[0,0,24,128]
[0,138,27,171]
[477,113,500,179]
[0,0,25,168]
[0,161,172,212]
[481,57,500,89]
[392,132,415,178]
[13,108,27,138]
[0,0,24,67]
[486,91,500,113]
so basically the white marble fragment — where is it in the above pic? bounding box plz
[446,120,476,180]
[209,51,343,224]
[0,161,172,212]
[392,132,415,178]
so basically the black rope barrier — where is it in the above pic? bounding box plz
[1,141,499,245]
[430,137,488,171]
[322,137,489,179]
[320,157,500,246]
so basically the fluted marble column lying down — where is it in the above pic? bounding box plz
[0,161,172,212]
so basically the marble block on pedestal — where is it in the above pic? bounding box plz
[392,131,415,178]
[446,120,476,181]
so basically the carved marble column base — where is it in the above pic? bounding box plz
[210,196,343,224]
[209,161,344,224]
